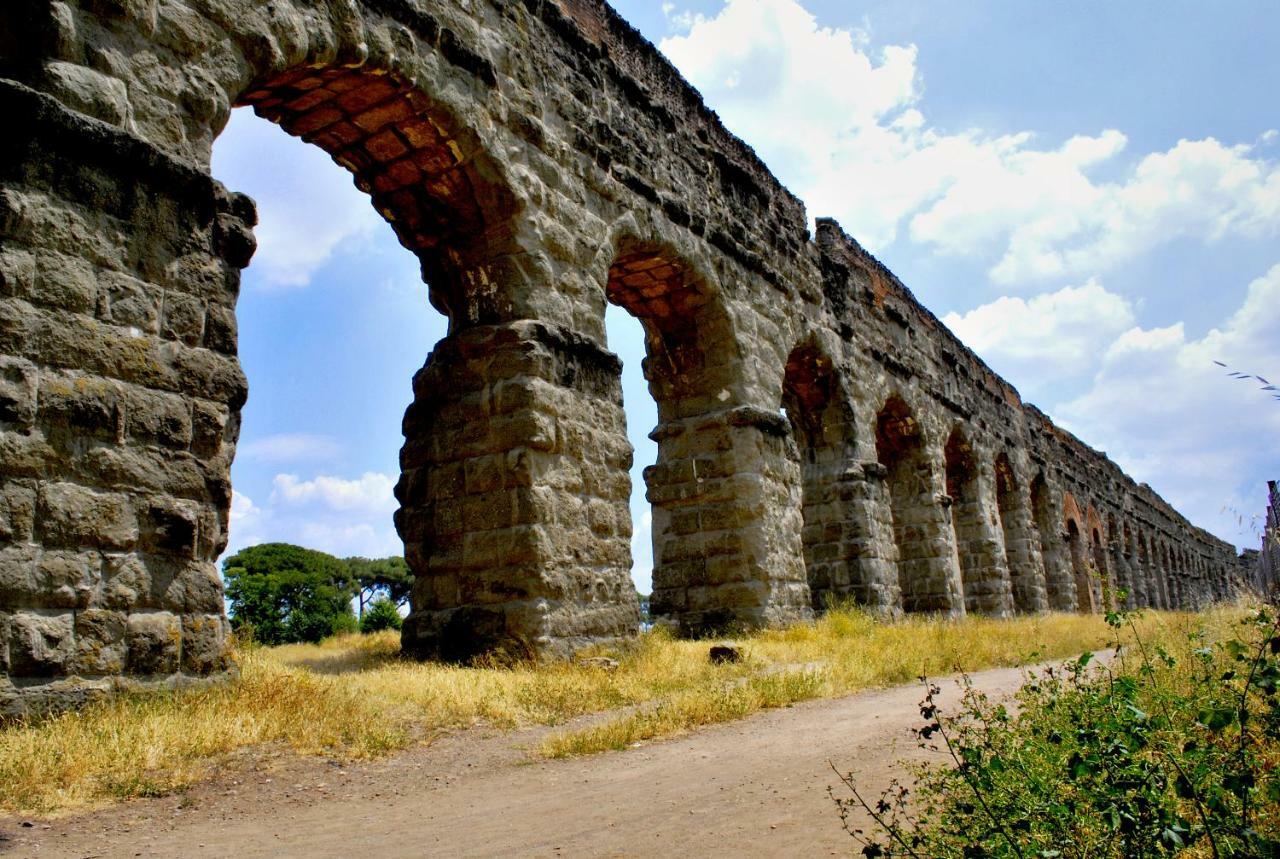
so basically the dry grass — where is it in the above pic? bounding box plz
[0,607,1197,815]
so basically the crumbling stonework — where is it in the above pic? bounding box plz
[1255,480,1279,596]
[0,0,1243,713]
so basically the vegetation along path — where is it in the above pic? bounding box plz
[1,660,1047,858]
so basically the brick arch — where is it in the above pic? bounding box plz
[1060,494,1092,613]
[994,451,1045,612]
[780,338,859,610]
[233,65,520,328]
[1031,473,1074,611]
[876,395,960,614]
[605,237,740,422]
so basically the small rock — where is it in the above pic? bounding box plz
[709,643,741,664]
[577,656,619,672]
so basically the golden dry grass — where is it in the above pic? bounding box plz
[0,607,1202,815]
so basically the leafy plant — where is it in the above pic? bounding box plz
[832,604,1280,857]
[359,597,404,634]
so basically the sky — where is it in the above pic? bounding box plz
[211,0,1280,593]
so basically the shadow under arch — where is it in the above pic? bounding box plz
[1030,472,1073,611]
[780,337,858,611]
[994,450,1044,612]
[943,425,984,612]
[875,394,955,614]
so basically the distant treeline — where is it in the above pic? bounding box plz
[221,543,412,644]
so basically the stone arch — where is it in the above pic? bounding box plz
[944,427,1011,615]
[235,67,521,328]
[605,237,809,633]
[1031,473,1074,611]
[1089,520,1109,611]
[1141,535,1162,609]
[994,451,1046,612]
[1156,541,1172,609]
[1062,495,1093,613]
[780,339,859,611]
[875,395,959,614]
[1122,521,1142,608]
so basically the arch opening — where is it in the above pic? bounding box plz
[944,428,985,612]
[605,242,750,633]
[1066,518,1092,613]
[781,342,855,611]
[1090,526,1109,611]
[235,65,519,329]
[875,397,947,613]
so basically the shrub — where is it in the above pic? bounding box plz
[832,605,1280,857]
[360,597,403,634]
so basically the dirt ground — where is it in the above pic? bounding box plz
[0,662,1044,858]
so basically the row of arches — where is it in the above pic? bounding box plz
[773,341,1225,618]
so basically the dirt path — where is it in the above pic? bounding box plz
[1,661,1049,858]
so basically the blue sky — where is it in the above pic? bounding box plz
[212,0,1280,592]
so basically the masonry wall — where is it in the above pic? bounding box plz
[0,0,1244,714]
[1258,481,1280,595]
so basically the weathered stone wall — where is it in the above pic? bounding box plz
[1257,480,1280,596]
[0,0,1243,713]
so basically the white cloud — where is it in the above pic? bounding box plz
[210,108,379,288]
[1055,263,1280,547]
[659,0,1280,284]
[220,474,403,564]
[238,433,342,464]
[272,471,398,513]
[941,280,1136,397]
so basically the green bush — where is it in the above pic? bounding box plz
[222,543,358,645]
[360,597,403,634]
[833,605,1280,857]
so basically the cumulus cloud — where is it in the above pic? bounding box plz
[237,433,342,464]
[271,471,398,513]
[1055,263,1280,546]
[942,280,1136,398]
[220,472,403,564]
[660,0,1280,284]
[210,108,380,288]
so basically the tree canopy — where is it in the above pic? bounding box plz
[343,555,413,616]
[222,543,359,645]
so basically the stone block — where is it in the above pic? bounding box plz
[160,560,225,614]
[0,356,38,426]
[126,612,180,675]
[36,373,122,440]
[44,60,129,125]
[37,549,100,607]
[37,482,138,550]
[98,553,150,609]
[160,291,206,345]
[124,386,192,448]
[8,611,75,676]
[181,614,228,674]
[140,498,200,557]
[71,608,128,675]
[0,545,40,606]
[190,398,230,456]
[35,251,99,314]
[0,481,36,542]
[0,248,36,300]
[101,271,160,332]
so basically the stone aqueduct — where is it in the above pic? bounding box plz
[0,0,1247,712]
